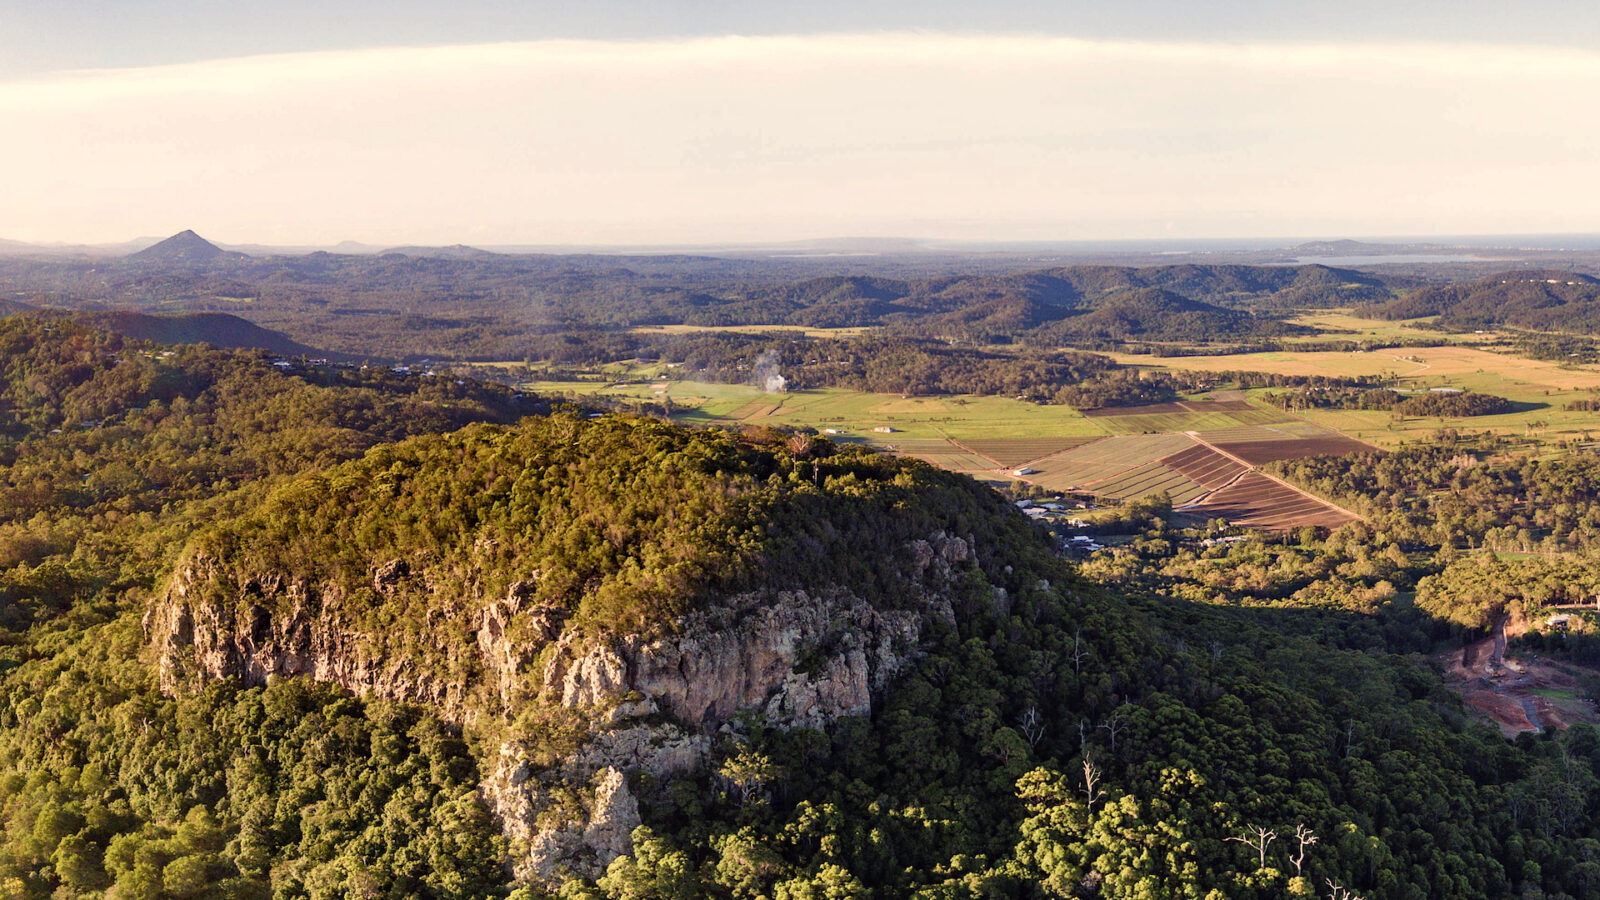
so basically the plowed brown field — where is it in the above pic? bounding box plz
[1211,436,1372,464]
[1186,472,1359,529]
[1159,444,1249,489]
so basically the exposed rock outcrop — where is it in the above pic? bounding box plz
[146,557,472,711]
[147,530,983,882]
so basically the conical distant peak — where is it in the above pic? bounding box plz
[129,230,226,262]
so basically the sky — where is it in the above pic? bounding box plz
[2,2,1598,246]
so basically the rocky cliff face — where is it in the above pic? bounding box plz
[147,531,980,881]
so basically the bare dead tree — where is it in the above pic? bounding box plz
[1070,627,1089,674]
[1018,706,1045,749]
[1099,710,1128,755]
[1291,824,1317,877]
[1325,879,1364,900]
[1341,719,1362,759]
[1082,754,1104,811]
[1227,825,1277,871]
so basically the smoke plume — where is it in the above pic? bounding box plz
[755,349,787,393]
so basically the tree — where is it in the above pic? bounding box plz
[1018,706,1045,749]
[1228,825,1277,872]
[597,828,700,900]
[719,745,781,807]
[1290,824,1317,877]
[1325,879,1364,900]
[773,864,870,900]
[1098,709,1129,755]
[1082,755,1104,811]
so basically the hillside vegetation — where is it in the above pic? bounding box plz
[163,415,1041,699]
[1368,271,1600,333]
[13,318,1600,897]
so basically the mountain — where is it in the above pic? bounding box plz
[127,229,241,264]
[377,243,500,259]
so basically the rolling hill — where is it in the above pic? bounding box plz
[1368,269,1600,332]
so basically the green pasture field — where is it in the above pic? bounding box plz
[523,378,1109,443]
[1105,315,1600,447]
[1094,408,1292,435]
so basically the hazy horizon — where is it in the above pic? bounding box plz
[3,25,1597,246]
[13,229,1600,257]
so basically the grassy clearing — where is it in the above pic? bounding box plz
[1106,318,1600,447]
[1532,687,1578,701]
[1095,409,1294,435]
[525,378,1109,443]
[1280,310,1495,344]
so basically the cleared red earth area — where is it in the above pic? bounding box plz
[1440,627,1600,737]
[1212,436,1372,464]
[1187,472,1359,529]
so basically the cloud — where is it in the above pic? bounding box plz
[1,34,1597,244]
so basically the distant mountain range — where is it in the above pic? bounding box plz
[1,230,1597,263]
[3,229,1600,361]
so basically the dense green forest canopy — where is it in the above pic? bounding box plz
[1269,432,1600,554]
[0,314,535,638]
[1261,386,1516,418]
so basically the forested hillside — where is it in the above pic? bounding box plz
[0,313,534,636]
[1367,271,1600,332]
[10,317,1600,899]
[0,247,1397,359]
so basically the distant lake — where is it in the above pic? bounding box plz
[1276,254,1509,266]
